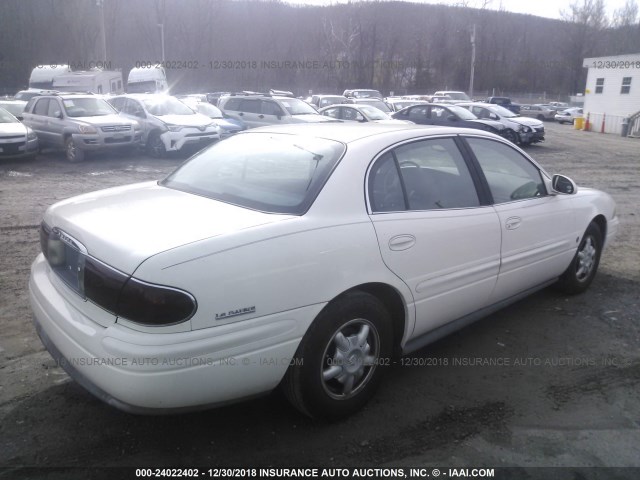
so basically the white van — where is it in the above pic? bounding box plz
[28,65,72,89]
[52,70,124,94]
[127,67,168,93]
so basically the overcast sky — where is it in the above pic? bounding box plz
[286,0,630,21]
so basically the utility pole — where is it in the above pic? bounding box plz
[469,23,476,99]
[158,23,166,62]
[96,0,107,63]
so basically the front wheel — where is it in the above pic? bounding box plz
[556,222,603,294]
[146,132,166,158]
[281,291,393,420]
[503,129,519,144]
[65,137,85,162]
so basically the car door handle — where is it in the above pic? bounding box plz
[238,112,244,116]
[388,234,416,251]
[258,114,264,119]
[505,216,522,230]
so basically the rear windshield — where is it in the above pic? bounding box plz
[161,133,345,214]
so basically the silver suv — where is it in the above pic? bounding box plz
[22,93,141,162]
[108,94,220,157]
[218,94,335,128]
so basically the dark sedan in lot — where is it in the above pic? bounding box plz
[392,103,506,136]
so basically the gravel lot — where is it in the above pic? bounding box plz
[1,123,639,479]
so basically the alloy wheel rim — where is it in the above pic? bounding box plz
[576,235,597,281]
[321,318,380,400]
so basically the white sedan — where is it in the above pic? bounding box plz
[30,124,618,419]
[319,104,412,124]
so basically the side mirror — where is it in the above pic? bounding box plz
[490,113,499,120]
[447,114,458,121]
[551,174,577,195]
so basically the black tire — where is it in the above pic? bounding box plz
[146,132,166,158]
[556,222,603,294]
[65,137,85,162]
[504,129,519,144]
[537,114,545,121]
[281,291,393,420]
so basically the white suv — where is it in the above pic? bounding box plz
[108,94,220,157]
[218,94,335,128]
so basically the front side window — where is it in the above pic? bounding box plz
[32,98,50,116]
[279,98,317,115]
[261,100,285,116]
[162,133,345,215]
[466,137,546,203]
[595,78,604,94]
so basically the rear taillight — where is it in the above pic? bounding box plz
[40,221,196,326]
[118,278,197,326]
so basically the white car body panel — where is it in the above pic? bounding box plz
[29,123,619,413]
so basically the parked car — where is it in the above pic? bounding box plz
[547,102,570,112]
[555,107,583,124]
[319,104,412,124]
[218,93,336,128]
[433,90,471,102]
[306,94,350,109]
[352,98,392,113]
[0,106,39,160]
[14,89,58,101]
[385,98,426,112]
[30,123,618,419]
[179,98,246,138]
[457,102,545,145]
[22,93,141,162]
[343,89,383,99]
[107,94,220,157]
[205,92,230,106]
[486,96,521,114]
[0,99,28,120]
[519,104,556,121]
[392,103,506,136]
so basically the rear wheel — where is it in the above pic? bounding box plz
[556,222,603,294]
[281,291,393,420]
[537,114,545,121]
[65,137,85,162]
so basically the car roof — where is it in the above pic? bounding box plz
[243,123,496,144]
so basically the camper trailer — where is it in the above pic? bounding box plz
[127,66,168,93]
[28,65,72,89]
[52,69,124,94]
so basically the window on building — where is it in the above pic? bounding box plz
[621,77,632,94]
[595,78,604,94]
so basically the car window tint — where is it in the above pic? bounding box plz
[323,107,340,119]
[368,152,406,213]
[46,99,61,118]
[223,98,241,110]
[407,106,427,121]
[239,99,261,114]
[467,137,547,203]
[261,101,284,116]
[33,98,49,116]
[394,138,480,210]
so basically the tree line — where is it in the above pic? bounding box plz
[0,0,639,97]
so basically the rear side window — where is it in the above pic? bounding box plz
[466,138,546,203]
[369,138,480,212]
[33,98,50,116]
[238,99,261,114]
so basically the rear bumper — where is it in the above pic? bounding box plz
[29,254,317,413]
